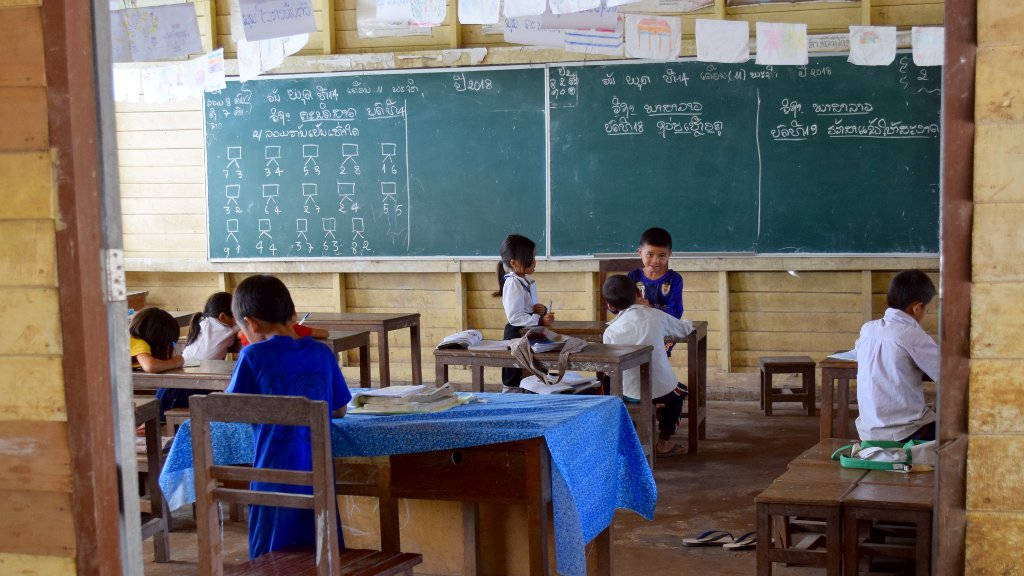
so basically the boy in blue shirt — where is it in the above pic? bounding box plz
[226,274,352,558]
[627,227,684,319]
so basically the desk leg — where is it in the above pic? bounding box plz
[639,362,654,470]
[359,343,371,389]
[378,330,391,387]
[410,322,423,386]
[436,360,449,386]
[698,334,708,440]
[837,378,851,439]
[820,369,834,440]
[462,502,479,576]
[586,525,612,576]
[144,415,170,562]
[686,335,699,453]
[472,365,484,393]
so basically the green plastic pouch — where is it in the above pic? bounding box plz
[830,440,928,473]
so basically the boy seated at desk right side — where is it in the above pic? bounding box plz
[855,269,940,443]
[226,274,352,558]
[602,274,693,458]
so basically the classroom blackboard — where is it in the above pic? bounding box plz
[205,68,546,259]
[204,55,940,259]
[549,55,941,254]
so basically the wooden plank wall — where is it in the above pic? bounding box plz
[964,2,1024,573]
[0,2,77,574]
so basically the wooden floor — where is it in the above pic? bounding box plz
[143,399,824,576]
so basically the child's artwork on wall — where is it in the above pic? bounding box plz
[912,27,944,66]
[695,18,749,63]
[549,0,602,16]
[110,3,203,62]
[848,26,896,66]
[755,21,808,65]
[624,15,681,60]
[239,0,317,41]
[459,0,501,24]
[504,0,547,18]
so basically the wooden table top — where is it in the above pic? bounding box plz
[780,460,868,485]
[755,480,855,506]
[842,483,934,510]
[133,360,235,391]
[859,468,935,488]
[322,330,369,353]
[547,319,708,341]
[301,312,420,329]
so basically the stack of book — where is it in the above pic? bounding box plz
[519,371,599,395]
[349,384,468,414]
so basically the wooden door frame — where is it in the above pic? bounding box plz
[42,1,134,574]
[935,0,974,574]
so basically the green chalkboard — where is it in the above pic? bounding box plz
[549,55,940,255]
[205,68,546,259]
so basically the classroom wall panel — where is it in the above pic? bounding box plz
[0,152,53,219]
[0,553,75,575]
[0,357,65,422]
[973,124,1024,204]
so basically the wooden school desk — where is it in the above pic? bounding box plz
[134,396,169,562]
[544,319,709,454]
[434,343,657,467]
[818,357,858,440]
[302,312,422,387]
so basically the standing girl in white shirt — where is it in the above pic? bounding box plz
[183,291,240,364]
[493,234,553,392]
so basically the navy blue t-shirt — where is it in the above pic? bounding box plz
[627,269,684,318]
[226,334,352,558]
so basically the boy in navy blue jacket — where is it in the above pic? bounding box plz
[627,227,683,319]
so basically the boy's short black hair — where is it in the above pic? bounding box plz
[887,269,936,311]
[232,275,294,324]
[602,274,637,312]
[639,227,672,250]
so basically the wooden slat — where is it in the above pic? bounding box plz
[0,490,75,556]
[0,552,75,574]
[0,421,71,493]
[115,110,204,131]
[0,87,47,151]
[974,124,1024,204]
[0,288,61,355]
[971,282,1024,359]
[116,129,203,149]
[0,356,66,422]
[0,7,44,87]
[0,220,56,286]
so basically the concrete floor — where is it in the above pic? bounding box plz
[143,399,824,576]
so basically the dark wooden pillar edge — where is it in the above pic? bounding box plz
[41,1,123,575]
[936,0,975,574]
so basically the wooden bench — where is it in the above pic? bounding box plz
[756,480,854,576]
[842,484,933,576]
[191,392,422,576]
[759,356,816,416]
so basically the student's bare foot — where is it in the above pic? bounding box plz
[655,440,686,457]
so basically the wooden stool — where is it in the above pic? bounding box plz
[755,481,853,576]
[842,484,933,576]
[759,356,816,416]
[163,406,190,437]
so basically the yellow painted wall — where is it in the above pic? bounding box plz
[0,3,77,574]
[964,2,1024,574]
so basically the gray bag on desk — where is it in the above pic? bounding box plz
[511,327,587,385]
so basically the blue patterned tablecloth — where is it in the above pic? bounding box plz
[159,392,656,576]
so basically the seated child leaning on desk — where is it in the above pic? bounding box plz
[129,307,186,419]
[602,274,692,458]
[855,269,940,443]
[226,274,351,559]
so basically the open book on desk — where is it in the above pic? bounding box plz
[827,349,857,362]
[436,330,510,351]
[349,384,471,414]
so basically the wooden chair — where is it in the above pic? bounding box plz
[190,392,422,576]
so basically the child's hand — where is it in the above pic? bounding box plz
[174,355,185,368]
[532,303,547,315]
[541,313,554,326]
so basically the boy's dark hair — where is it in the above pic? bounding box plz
[602,274,637,312]
[493,234,537,297]
[129,307,179,360]
[887,269,936,311]
[639,227,672,250]
[185,291,233,346]
[232,275,294,325]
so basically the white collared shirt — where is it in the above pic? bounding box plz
[183,316,239,363]
[502,272,540,327]
[854,308,940,441]
[603,304,693,399]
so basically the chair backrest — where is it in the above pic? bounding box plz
[190,392,341,576]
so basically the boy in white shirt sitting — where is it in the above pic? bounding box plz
[855,270,940,442]
[602,275,693,458]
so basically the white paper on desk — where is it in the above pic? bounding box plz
[624,15,681,60]
[459,0,501,24]
[504,17,566,47]
[410,0,447,26]
[540,5,618,30]
[755,21,808,66]
[912,26,944,66]
[848,26,896,66]
[695,18,749,63]
[112,67,142,102]
[110,4,204,62]
[828,349,857,361]
[564,26,624,56]
[549,0,601,17]
[503,0,546,18]
[239,0,316,41]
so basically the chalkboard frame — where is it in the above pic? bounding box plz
[203,52,940,262]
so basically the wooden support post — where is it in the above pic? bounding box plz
[333,273,348,364]
[861,270,873,323]
[718,270,731,373]
[589,272,601,321]
[451,3,462,49]
[322,0,335,54]
[714,0,726,19]
[860,0,872,25]
[199,0,218,52]
[217,272,231,293]
[455,270,468,331]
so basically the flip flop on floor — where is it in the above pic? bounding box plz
[682,530,734,547]
[722,532,756,550]
[655,443,687,458]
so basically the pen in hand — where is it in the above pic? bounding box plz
[298,312,310,325]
